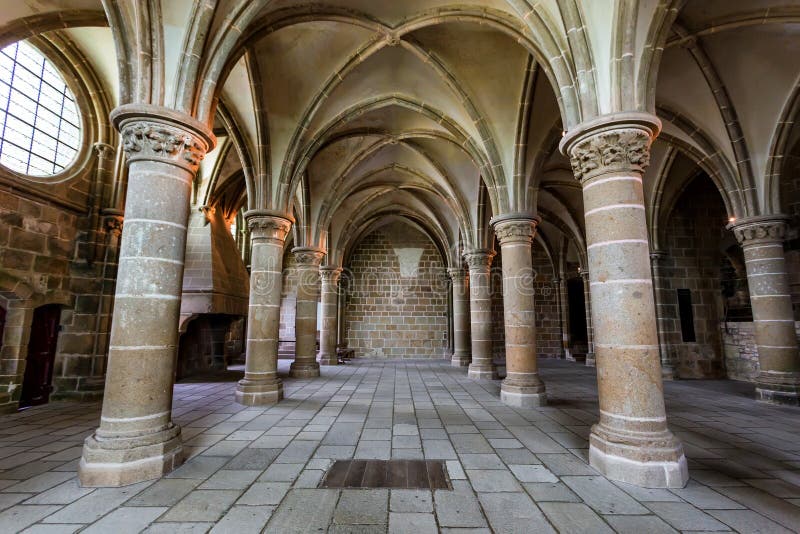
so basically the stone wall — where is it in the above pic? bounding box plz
[780,152,800,319]
[344,222,448,359]
[279,250,299,343]
[177,314,244,380]
[722,321,800,381]
[661,177,728,379]
[0,180,118,409]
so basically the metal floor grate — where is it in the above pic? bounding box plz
[319,459,451,490]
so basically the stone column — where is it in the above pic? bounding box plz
[448,268,471,367]
[581,270,595,366]
[79,104,214,487]
[491,216,547,407]
[235,211,292,405]
[731,216,800,405]
[650,251,676,380]
[561,113,687,488]
[464,250,496,379]
[555,276,572,360]
[291,248,325,377]
[318,267,341,366]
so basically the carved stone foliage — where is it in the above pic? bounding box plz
[320,267,343,284]
[732,218,787,245]
[568,128,652,182]
[119,122,207,170]
[246,215,292,242]
[463,249,495,270]
[447,267,467,281]
[493,219,538,245]
[293,247,326,266]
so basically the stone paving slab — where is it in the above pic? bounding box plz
[0,359,797,532]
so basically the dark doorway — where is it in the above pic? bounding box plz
[567,277,588,343]
[20,304,61,408]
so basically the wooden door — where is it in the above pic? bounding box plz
[19,304,61,408]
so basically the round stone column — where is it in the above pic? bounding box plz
[464,250,496,379]
[291,247,325,377]
[650,251,676,380]
[491,215,547,407]
[235,211,292,405]
[581,270,595,366]
[561,113,688,488]
[555,276,572,360]
[318,267,342,366]
[448,268,471,367]
[79,104,215,487]
[731,216,800,405]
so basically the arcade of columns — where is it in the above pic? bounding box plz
[75,103,799,491]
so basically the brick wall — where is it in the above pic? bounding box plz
[344,222,448,359]
[661,177,727,379]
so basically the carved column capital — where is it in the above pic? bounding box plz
[245,210,293,243]
[320,267,342,284]
[447,267,467,282]
[560,113,661,183]
[729,215,789,246]
[92,142,116,160]
[103,214,124,237]
[491,214,540,246]
[293,247,326,267]
[111,104,215,174]
[463,249,495,270]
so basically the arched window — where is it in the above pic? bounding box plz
[0,41,81,177]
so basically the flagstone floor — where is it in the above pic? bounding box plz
[0,359,799,533]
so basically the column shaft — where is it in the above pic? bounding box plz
[290,248,324,378]
[79,105,214,487]
[448,268,471,367]
[562,113,687,488]
[235,212,292,405]
[581,271,595,366]
[464,250,496,379]
[319,267,342,365]
[732,217,800,405]
[492,216,546,407]
[650,251,676,379]
[556,276,572,360]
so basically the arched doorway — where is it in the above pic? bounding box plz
[19,304,61,408]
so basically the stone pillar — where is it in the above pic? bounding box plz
[235,211,292,405]
[79,104,214,487]
[561,113,687,488]
[491,216,547,407]
[448,268,471,367]
[581,270,595,366]
[731,216,800,405]
[318,267,341,366]
[555,276,572,360]
[650,251,676,380]
[464,250,496,379]
[290,248,325,378]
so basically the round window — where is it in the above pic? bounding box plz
[0,41,81,177]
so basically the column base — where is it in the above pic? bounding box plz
[500,388,546,408]
[78,424,182,487]
[661,364,677,381]
[467,363,496,380]
[235,377,283,406]
[319,353,338,366]
[289,361,320,378]
[451,353,471,367]
[589,423,688,488]
[585,353,596,367]
[755,372,800,406]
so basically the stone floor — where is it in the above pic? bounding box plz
[0,359,799,533]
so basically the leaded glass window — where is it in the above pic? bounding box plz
[0,41,81,177]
